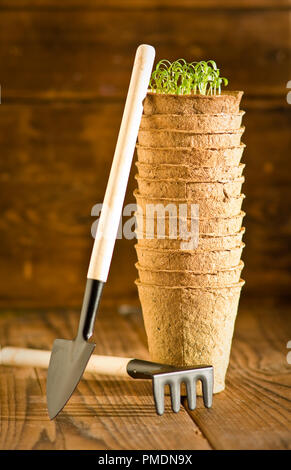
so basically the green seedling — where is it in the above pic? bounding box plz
[149,59,228,95]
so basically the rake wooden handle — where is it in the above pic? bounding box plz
[0,346,133,377]
[88,44,155,282]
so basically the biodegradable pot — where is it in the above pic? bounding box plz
[136,279,245,393]
[143,91,243,115]
[140,111,245,132]
[134,90,246,395]
[138,127,244,148]
[136,261,244,288]
[136,162,245,181]
[135,227,245,251]
[136,176,244,199]
[134,190,245,218]
[135,211,245,237]
[135,244,244,272]
[136,144,245,167]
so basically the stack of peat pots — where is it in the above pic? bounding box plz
[134,91,246,393]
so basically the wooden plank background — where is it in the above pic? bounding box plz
[0,0,290,307]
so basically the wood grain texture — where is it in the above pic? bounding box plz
[0,307,211,450]
[0,102,138,306]
[0,1,290,10]
[0,2,290,306]
[0,102,290,305]
[242,106,291,296]
[184,299,291,450]
[0,9,289,100]
[0,300,290,449]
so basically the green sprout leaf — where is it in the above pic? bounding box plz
[149,59,229,95]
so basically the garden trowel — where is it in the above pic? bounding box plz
[46,44,156,419]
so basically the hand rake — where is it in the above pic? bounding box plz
[1,346,213,415]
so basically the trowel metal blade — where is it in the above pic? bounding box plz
[46,338,95,419]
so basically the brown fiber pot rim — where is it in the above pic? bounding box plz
[135,162,246,170]
[133,189,246,203]
[146,90,244,99]
[135,278,245,291]
[141,110,245,119]
[138,126,245,136]
[135,226,246,238]
[136,143,246,150]
[135,260,244,274]
[135,175,245,184]
[134,210,246,221]
[134,242,245,254]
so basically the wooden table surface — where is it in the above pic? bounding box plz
[0,299,290,450]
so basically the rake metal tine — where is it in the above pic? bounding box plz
[127,359,213,415]
[185,379,196,410]
[170,380,181,413]
[152,376,165,416]
[201,369,214,408]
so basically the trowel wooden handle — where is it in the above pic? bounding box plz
[0,346,133,378]
[87,44,155,282]
[86,354,132,377]
[0,346,51,369]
